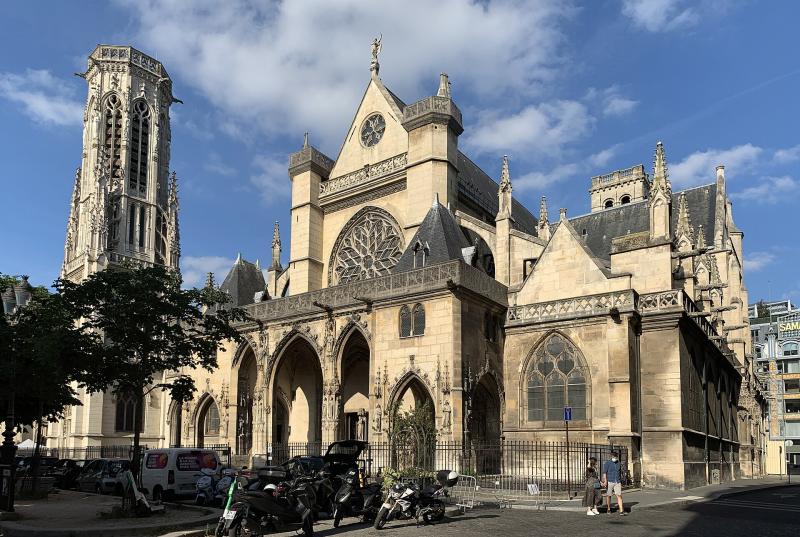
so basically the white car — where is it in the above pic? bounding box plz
[140,448,220,500]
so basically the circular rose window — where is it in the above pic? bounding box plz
[360,113,386,147]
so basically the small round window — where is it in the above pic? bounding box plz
[360,113,386,147]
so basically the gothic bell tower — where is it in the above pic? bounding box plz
[61,45,180,282]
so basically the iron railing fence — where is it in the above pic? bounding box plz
[16,444,150,461]
[255,440,635,493]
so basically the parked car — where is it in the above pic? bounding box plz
[280,455,325,479]
[15,456,60,477]
[76,458,131,495]
[52,459,87,489]
[140,448,221,501]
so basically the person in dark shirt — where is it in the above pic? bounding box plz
[602,450,626,515]
[582,457,602,516]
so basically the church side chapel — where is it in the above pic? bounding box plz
[49,41,767,490]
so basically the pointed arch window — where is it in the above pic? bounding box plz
[412,303,425,336]
[525,333,589,424]
[129,99,151,196]
[103,94,123,179]
[115,393,141,432]
[399,305,412,338]
[204,401,220,435]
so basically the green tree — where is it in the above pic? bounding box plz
[57,264,249,479]
[1,278,102,490]
[756,299,771,319]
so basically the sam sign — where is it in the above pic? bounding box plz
[564,406,573,422]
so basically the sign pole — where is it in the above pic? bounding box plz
[564,406,572,499]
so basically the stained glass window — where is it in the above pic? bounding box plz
[331,209,403,285]
[526,334,589,423]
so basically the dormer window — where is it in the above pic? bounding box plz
[412,241,428,269]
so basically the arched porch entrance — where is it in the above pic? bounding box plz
[169,401,182,447]
[338,328,370,441]
[271,336,323,445]
[470,374,502,445]
[388,374,436,470]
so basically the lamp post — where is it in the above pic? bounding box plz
[0,275,32,513]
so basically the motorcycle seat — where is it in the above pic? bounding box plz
[422,484,442,496]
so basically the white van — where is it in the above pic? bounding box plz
[140,448,221,500]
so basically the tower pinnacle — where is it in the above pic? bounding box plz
[270,221,283,271]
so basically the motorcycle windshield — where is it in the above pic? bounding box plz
[323,440,366,465]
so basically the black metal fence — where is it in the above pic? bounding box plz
[17,443,232,467]
[255,440,634,493]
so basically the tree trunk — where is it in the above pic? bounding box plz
[30,403,44,492]
[131,389,144,483]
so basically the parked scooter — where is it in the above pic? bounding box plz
[216,473,315,537]
[332,467,382,527]
[196,468,236,507]
[373,470,458,529]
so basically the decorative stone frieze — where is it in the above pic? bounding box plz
[320,153,407,197]
[506,290,635,326]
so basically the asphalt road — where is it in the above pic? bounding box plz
[253,486,800,537]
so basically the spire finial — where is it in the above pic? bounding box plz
[236,252,242,264]
[696,224,707,249]
[653,141,671,192]
[539,196,549,224]
[370,35,382,76]
[303,132,309,148]
[270,221,283,271]
[437,73,451,98]
[675,191,694,245]
[499,155,511,191]
[255,259,261,270]
[205,272,215,289]
[432,192,440,207]
[559,207,568,221]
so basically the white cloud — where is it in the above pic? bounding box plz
[774,145,800,164]
[589,145,620,168]
[732,176,800,204]
[621,0,700,32]
[604,96,639,116]
[116,0,574,151]
[0,69,83,126]
[515,163,581,192]
[670,144,762,187]
[744,251,775,273]
[181,255,236,288]
[250,155,290,203]
[465,100,592,157]
[203,152,237,176]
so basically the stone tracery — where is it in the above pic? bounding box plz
[329,207,404,285]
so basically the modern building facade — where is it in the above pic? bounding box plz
[751,301,800,474]
[48,44,767,490]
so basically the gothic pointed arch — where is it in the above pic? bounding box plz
[335,320,371,440]
[102,92,123,179]
[333,317,372,373]
[328,205,404,285]
[389,370,435,411]
[521,331,591,425]
[268,327,322,390]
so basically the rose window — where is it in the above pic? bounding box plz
[330,209,403,285]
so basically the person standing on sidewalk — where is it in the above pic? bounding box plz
[582,457,602,516]
[602,450,627,515]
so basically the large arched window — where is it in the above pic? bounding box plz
[204,401,220,435]
[115,393,141,432]
[399,303,425,338]
[399,305,411,338]
[129,99,150,195]
[328,207,404,285]
[526,333,589,423]
[103,94,123,179]
[412,304,425,336]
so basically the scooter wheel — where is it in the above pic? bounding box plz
[333,507,342,528]
[374,506,390,530]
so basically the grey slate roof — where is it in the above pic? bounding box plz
[394,198,474,273]
[219,258,266,307]
[568,183,718,261]
[456,152,538,235]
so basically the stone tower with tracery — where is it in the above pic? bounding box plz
[61,45,180,282]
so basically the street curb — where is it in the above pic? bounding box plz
[0,511,221,537]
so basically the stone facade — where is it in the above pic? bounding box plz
[48,44,767,490]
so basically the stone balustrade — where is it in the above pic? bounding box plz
[320,153,407,197]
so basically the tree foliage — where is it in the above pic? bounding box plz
[57,264,249,478]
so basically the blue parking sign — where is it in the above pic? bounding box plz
[564,406,572,422]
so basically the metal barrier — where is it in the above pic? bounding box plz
[452,475,477,512]
[493,470,552,510]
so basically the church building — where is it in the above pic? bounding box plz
[48,44,767,490]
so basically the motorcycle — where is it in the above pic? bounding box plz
[373,470,458,530]
[332,467,382,527]
[215,474,316,537]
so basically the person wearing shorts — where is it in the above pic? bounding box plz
[602,450,626,515]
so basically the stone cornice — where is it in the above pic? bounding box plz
[506,290,636,327]
[401,96,463,135]
[289,146,334,178]
[240,260,506,326]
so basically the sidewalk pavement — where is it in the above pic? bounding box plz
[544,475,797,512]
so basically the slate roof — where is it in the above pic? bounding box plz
[219,257,266,307]
[568,183,718,261]
[394,197,474,273]
[456,152,538,235]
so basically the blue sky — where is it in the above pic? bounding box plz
[1,0,798,303]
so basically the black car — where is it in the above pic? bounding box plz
[52,459,88,489]
[16,456,60,477]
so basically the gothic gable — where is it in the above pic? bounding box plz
[328,77,408,180]
[515,217,623,304]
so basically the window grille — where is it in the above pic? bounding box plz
[526,333,589,424]
[399,305,412,338]
[104,94,123,179]
[412,303,425,336]
[129,99,150,195]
